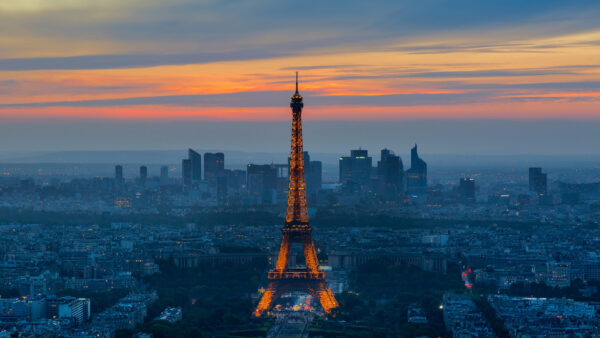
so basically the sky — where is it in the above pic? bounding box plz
[1,0,600,154]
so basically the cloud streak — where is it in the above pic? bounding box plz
[0,0,599,124]
[0,50,294,71]
[0,91,493,108]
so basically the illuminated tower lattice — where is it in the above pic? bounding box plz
[254,73,338,317]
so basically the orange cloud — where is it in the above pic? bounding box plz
[2,98,599,121]
[2,29,600,120]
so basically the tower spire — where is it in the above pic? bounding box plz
[287,72,306,224]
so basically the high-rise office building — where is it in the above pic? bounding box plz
[216,176,228,204]
[160,166,169,185]
[458,177,476,203]
[307,160,322,195]
[181,149,201,191]
[182,159,192,191]
[188,149,202,182]
[115,165,124,187]
[139,166,147,186]
[247,164,278,204]
[225,169,246,195]
[529,167,547,194]
[204,152,225,180]
[406,144,427,190]
[339,149,372,188]
[377,148,404,201]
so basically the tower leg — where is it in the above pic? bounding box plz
[302,236,319,273]
[315,282,338,315]
[254,282,278,317]
[274,233,291,271]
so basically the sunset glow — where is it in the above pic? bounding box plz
[1,1,600,122]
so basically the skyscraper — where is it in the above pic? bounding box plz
[339,149,372,188]
[307,159,322,195]
[188,149,202,182]
[247,164,277,204]
[216,176,228,205]
[529,167,547,194]
[406,144,427,190]
[115,165,123,186]
[182,159,191,191]
[224,169,246,197]
[377,149,404,201]
[204,152,225,180]
[160,166,169,186]
[139,166,147,186]
[458,177,476,203]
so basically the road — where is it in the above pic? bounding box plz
[267,310,314,338]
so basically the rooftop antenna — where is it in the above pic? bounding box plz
[295,71,299,93]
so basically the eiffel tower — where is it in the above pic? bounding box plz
[254,73,338,317]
